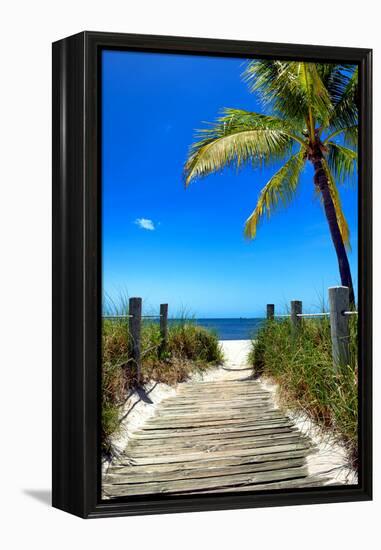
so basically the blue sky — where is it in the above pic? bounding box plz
[102,50,358,318]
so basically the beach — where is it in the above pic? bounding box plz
[104,338,356,489]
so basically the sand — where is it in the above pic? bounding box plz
[104,338,357,485]
[102,381,177,474]
[260,378,357,485]
[190,339,253,382]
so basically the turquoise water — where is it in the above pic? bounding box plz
[105,316,265,340]
[170,318,265,341]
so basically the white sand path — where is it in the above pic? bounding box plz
[104,339,356,486]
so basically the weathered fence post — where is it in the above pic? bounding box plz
[266,304,275,320]
[159,303,168,357]
[129,297,142,382]
[329,286,350,369]
[291,300,302,332]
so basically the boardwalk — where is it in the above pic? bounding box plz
[103,343,328,498]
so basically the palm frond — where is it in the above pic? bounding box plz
[321,159,351,249]
[244,151,306,239]
[318,64,356,106]
[184,109,301,186]
[342,125,358,149]
[297,62,333,128]
[329,67,358,131]
[243,61,306,126]
[243,61,332,128]
[326,142,357,185]
[324,125,358,149]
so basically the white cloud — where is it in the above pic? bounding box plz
[134,218,155,231]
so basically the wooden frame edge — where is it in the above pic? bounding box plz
[52,31,372,519]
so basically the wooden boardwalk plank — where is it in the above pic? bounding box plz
[111,448,316,473]
[160,400,271,410]
[185,475,330,494]
[103,373,328,498]
[125,442,312,465]
[103,466,309,496]
[128,433,308,455]
[131,426,296,443]
[105,458,306,484]
[142,417,285,430]
[133,420,294,439]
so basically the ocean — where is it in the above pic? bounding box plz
[105,316,266,341]
[170,318,265,341]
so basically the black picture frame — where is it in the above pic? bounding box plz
[52,31,372,519]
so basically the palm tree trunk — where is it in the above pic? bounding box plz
[312,158,355,305]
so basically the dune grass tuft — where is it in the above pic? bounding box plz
[102,317,223,454]
[248,315,358,465]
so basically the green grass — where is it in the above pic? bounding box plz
[248,315,358,465]
[102,317,223,454]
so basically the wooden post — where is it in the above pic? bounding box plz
[329,286,350,369]
[266,304,275,320]
[129,297,142,382]
[291,300,302,332]
[159,303,168,357]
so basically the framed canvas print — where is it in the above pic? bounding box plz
[52,31,372,518]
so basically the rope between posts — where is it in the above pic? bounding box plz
[103,314,164,319]
[274,311,357,318]
[297,312,330,317]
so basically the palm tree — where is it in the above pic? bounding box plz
[184,62,357,305]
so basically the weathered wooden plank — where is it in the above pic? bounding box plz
[185,475,329,494]
[111,447,316,474]
[157,403,274,413]
[125,442,312,466]
[157,402,274,414]
[164,394,270,401]
[129,431,307,454]
[162,388,269,396]
[167,402,271,408]
[128,435,310,459]
[131,426,296,443]
[176,388,267,395]
[171,392,271,400]
[164,398,273,406]
[143,413,286,429]
[104,457,306,484]
[134,419,294,439]
[171,395,271,403]
[178,382,264,388]
[129,430,302,449]
[103,465,309,496]
[176,389,268,397]
[133,426,294,441]
[141,421,291,434]
[159,401,273,410]
[160,400,271,410]
[176,381,265,387]
[147,409,283,422]
[128,433,309,458]
[178,386,268,395]
[153,408,275,422]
